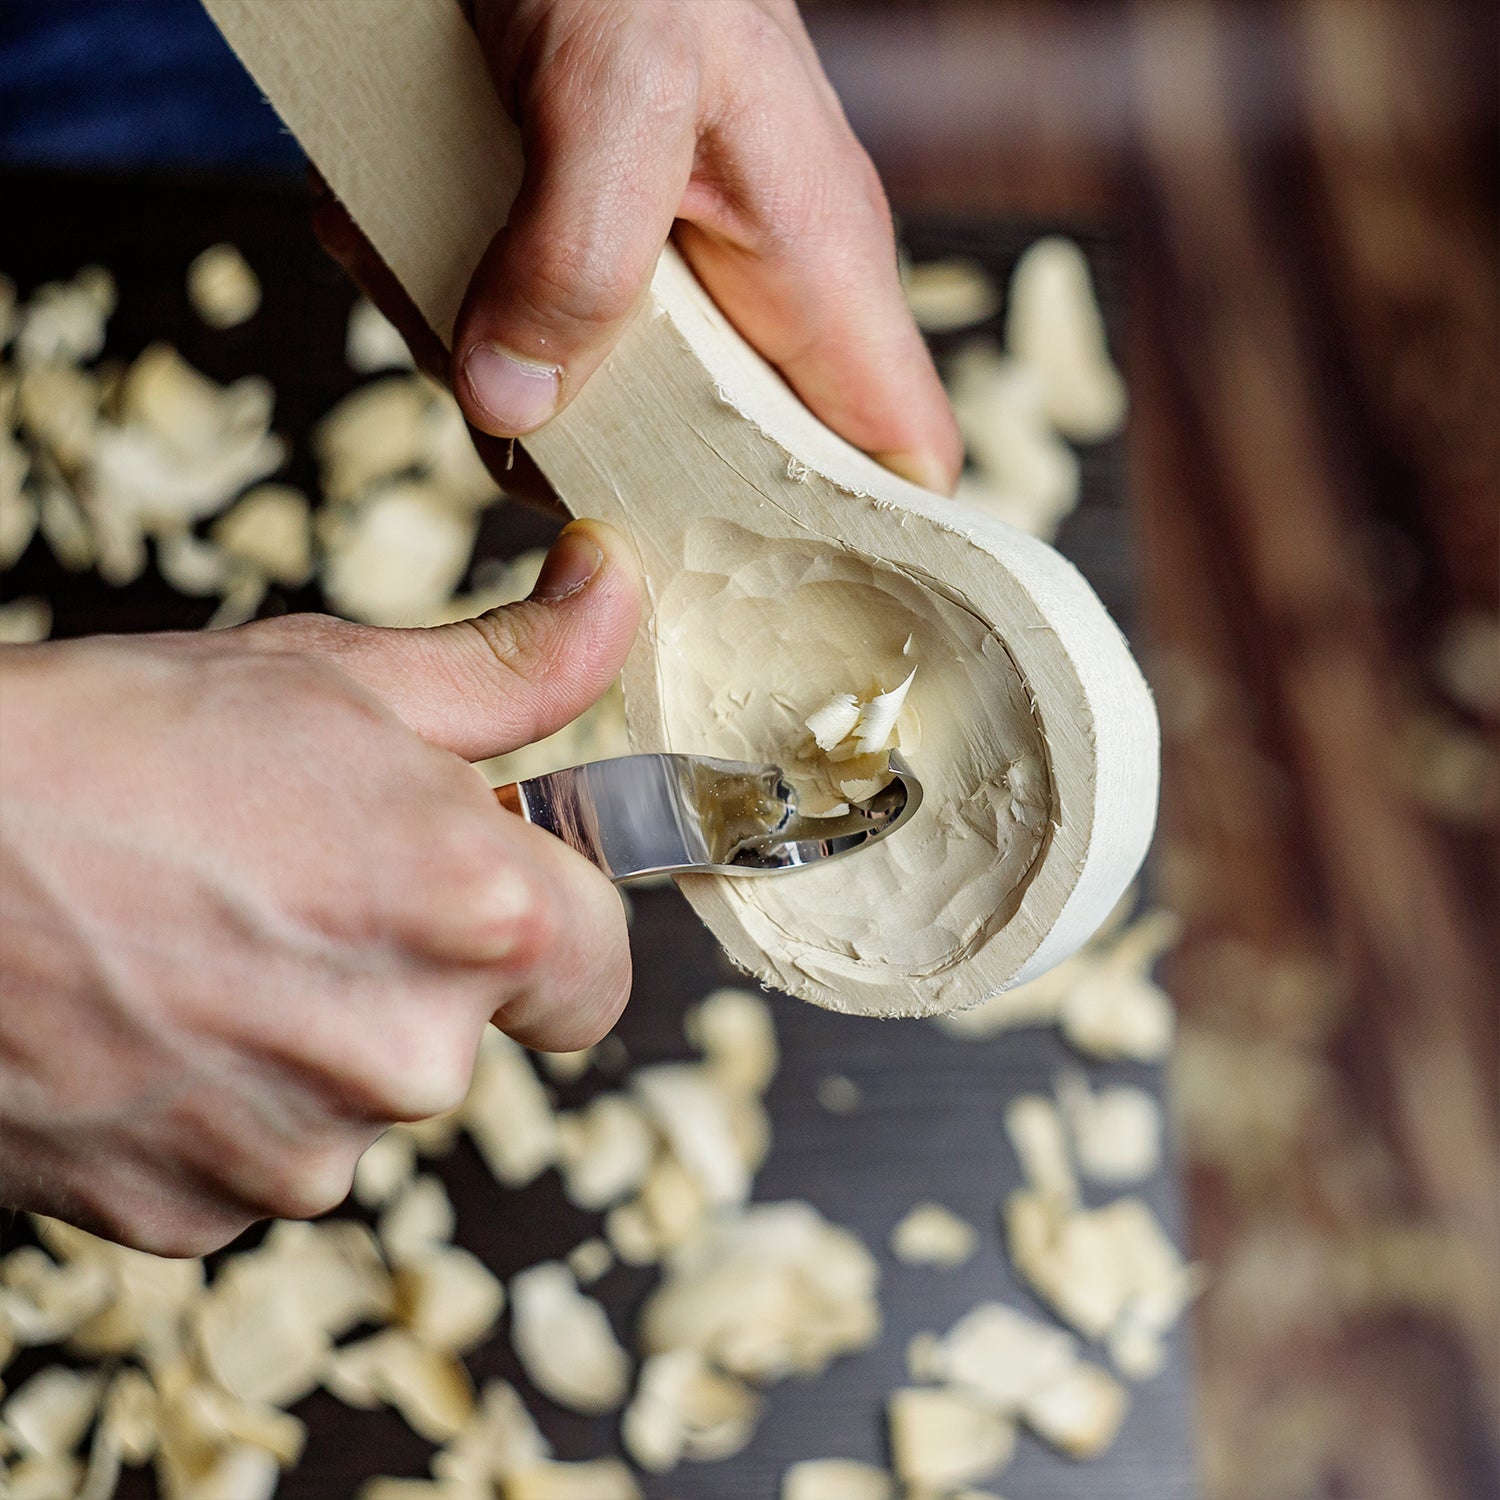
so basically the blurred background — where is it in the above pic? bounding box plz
[2,2,1497,1498]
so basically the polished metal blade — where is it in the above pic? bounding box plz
[502,751,922,884]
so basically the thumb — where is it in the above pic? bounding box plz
[450,46,698,437]
[271,520,643,762]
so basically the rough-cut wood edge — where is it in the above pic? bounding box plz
[202,0,1159,1016]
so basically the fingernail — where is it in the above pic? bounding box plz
[463,345,559,434]
[876,449,956,495]
[532,524,603,601]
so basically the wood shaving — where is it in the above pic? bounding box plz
[682,987,778,1097]
[565,1239,614,1287]
[346,297,417,373]
[314,374,496,511]
[378,1175,456,1268]
[98,1369,158,1465]
[889,1203,978,1268]
[804,690,861,751]
[2,1367,104,1457]
[1003,1095,1079,1210]
[903,257,1001,333]
[357,1480,458,1500]
[934,906,1176,1050]
[38,482,95,571]
[925,1302,1079,1408]
[430,1378,550,1489]
[640,1202,880,1383]
[210,482,313,586]
[620,1349,760,1471]
[1055,1070,1163,1183]
[781,1457,894,1500]
[96,343,284,530]
[1018,1362,1129,1458]
[319,477,477,625]
[632,1064,750,1209]
[508,1262,631,1415]
[353,1128,418,1209]
[1060,968,1175,1062]
[324,1329,474,1442]
[604,1201,662,1268]
[634,1153,709,1253]
[13,266,115,367]
[394,1244,505,1352]
[887,1387,1015,1493]
[191,1266,331,1407]
[1005,1191,1195,1362]
[0,460,38,567]
[502,1459,642,1500]
[948,343,1080,542]
[186,244,261,329]
[0,1247,112,1346]
[155,529,234,597]
[202,572,267,630]
[849,668,916,755]
[402,1110,464,1159]
[538,1046,595,1083]
[153,1436,282,1500]
[815,1074,862,1115]
[1005,237,1126,443]
[16,362,101,470]
[795,670,917,813]
[3,1454,86,1499]
[556,1095,655,1211]
[462,1028,559,1189]
[0,590,52,642]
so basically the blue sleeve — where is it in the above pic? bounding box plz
[0,0,304,169]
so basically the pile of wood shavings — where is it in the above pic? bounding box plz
[904,240,1127,541]
[0,986,881,1500]
[775,902,1192,1496]
[3,239,1191,1497]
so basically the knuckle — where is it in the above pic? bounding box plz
[501,873,559,976]
[425,818,511,898]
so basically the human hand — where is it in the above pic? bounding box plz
[0,521,638,1256]
[317,0,962,496]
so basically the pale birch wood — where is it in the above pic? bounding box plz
[203,0,1159,1017]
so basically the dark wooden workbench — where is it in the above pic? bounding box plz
[0,170,1193,1499]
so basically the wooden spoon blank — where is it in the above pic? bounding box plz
[204,0,1159,1017]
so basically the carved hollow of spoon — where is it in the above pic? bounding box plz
[204,0,1161,1019]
